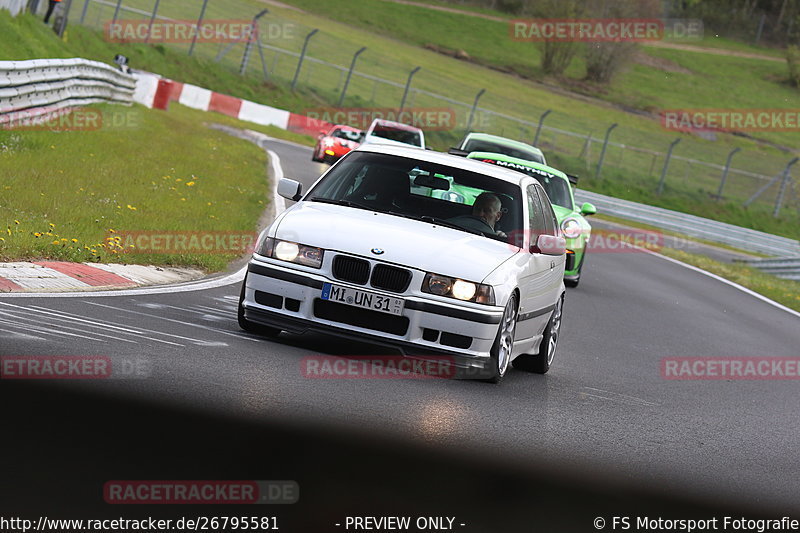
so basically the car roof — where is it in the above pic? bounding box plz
[353,144,528,186]
[370,118,423,132]
[464,132,544,156]
[466,152,569,181]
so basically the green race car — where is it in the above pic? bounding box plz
[466,152,596,287]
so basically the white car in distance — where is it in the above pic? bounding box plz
[238,145,568,382]
[361,118,425,149]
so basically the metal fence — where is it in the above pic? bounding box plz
[33,0,800,219]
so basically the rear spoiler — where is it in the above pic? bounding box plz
[566,173,579,186]
[447,147,470,157]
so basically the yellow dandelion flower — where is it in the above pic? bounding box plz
[61,238,68,242]
[180,198,186,201]
[207,202,212,206]
[49,223,55,228]
[108,228,116,233]
[6,228,10,236]
[52,240,60,245]
[175,178,182,182]
[0,237,4,242]
[14,220,20,225]
[34,232,42,238]
[71,239,78,243]
[127,205,137,210]
[186,181,196,187]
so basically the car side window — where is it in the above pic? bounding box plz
[535,185,559,236]
[527,185,547,246]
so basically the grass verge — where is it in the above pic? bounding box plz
[0,103,271,271]
[659,248,800,313]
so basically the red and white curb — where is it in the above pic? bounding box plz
[133,72,332,137]
[0,262,204,293]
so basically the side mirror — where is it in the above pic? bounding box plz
[532,234,566,256]
[580,202,597,216]
[277,178,303,201]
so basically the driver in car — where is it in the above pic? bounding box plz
[449,192,507,239]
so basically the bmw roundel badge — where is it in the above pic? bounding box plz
[371,248,385,255]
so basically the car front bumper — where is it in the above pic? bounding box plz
[242,259,504,369]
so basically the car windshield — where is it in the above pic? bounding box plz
[332,129,362,141]
[477,159,573,210]
[463,139,544,164]
[372,125,422,146]
[307,151,523,242]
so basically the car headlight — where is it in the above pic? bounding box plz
[422,273,495,305]
[256,236,324,269]
[323,139,334,147]
[561,218,582,239]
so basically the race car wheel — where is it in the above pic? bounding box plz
[484,293,518,384]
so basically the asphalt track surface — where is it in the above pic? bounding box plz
[2,137,799,531]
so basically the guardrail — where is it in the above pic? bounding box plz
[0,58,136,127]
[735,257,800,280]
[573,189,800,257]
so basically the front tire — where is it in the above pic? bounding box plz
[513,294,563,374]
[237,279,281,337]
[484,294,518,383]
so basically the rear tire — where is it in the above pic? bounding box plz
[512,294,563,374]
[237,279,281,337]
[484,294,518,384]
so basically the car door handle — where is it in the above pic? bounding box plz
[550,260,555,270]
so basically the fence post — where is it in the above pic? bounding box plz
[773,157,799,217]
[466,88,486,132]
[111,0,122,25]
[55,0,73,36]
[145,0,160,44]
[187,0,209,57]
[755,13,766,44]
[657,138,682,195]
[716,147,741,201]
[338,46,367,107]
[291,28,318,90]
[240,9,269,76]
[533,109,551,146]
[594,123,617,179]
[79,0,89,24]
[399,66,421,113]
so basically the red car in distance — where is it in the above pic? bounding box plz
[312,125,364,164]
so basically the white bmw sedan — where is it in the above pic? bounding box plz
[238,144,569,382]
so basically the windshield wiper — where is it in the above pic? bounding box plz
[309,197,373,211]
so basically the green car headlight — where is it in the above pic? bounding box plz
[561,218,582,239]
[422,273,495,305]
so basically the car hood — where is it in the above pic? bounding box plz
[274,202,519,282]
[552,204,576,223]
[362,136,423,149]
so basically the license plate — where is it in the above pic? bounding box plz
[321,283,405,316]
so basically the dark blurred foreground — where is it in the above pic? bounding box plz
[0,381,773,532]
